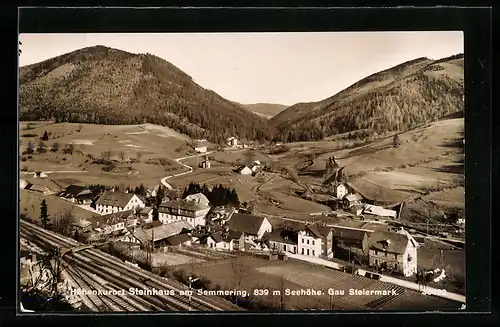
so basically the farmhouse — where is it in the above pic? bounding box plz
[333,228,370,256]
[90,210,136,236]
[72,219,93,234]
[33,171,48,179]
[57,185,94,204]
[201,159,211,169]
[368,228,419,277]
[298,223,333,258]
[120,220,193,247]
[235,165,253,175]
[335,183,349,200]
[185,193,210,207]
[163,233,192,247]
[194,141,208,153]
[24,183,54,195]
[225,213,272,241]
[343,193,364,207]
[95,191,145,214]
[350,204,365,216]
[363,204,397,219]
[207,231,233,251]
[158,199,210,227]
[263,228,299,254]
[138,206,154,223]
[226,136,238,147]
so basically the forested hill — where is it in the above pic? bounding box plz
[238,103,288,119]
[19,45,276,143]
[270,54,464,142]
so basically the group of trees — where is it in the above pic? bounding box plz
[23,141,74,156]
[19,48,276,143]
[182,182,240,207]
[272,59,463,143]
[39,200,75,238]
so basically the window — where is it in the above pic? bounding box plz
[284,245,287,251]
[312,250,315,256]
[312,240,315,246]
[302,239,304,244]
[374,258,378,265]
[375,250,378,256]
[307,240,309,245]
[302,248,304,255]
[307,249,310,256]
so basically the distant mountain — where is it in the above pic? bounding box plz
[270,54,464,142]
[19,45,275,143]
[238,103,289,119]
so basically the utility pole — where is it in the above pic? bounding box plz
[188,276,199,311]
[440,249,444,268]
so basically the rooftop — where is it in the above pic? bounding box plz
[262,228,298,245]
[368,230,415,254]
[305,224,332,239]
[95,191,136,208]
[226,213,267,236]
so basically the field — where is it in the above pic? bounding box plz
[19,189,98,222]
[273,118,464,207]
[19,121,193,188]
[173,255,458,310]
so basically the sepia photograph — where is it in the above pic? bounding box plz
[18,31,465,312]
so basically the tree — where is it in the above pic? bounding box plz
[52,209,75,237]
[41,131,49,141]
[40,200,49,229]
[26,142,35,155]
[119,151,125,162]
[37,141,47,154]
[51,142,60,153]
[393,133,400,148]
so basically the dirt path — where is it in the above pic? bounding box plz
[160,151,214,189]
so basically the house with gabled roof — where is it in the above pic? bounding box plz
[57,184,95,204]
[298,223,333,258]
[262,228,299,254]
[138,206,154,223]
[120,220,193,247]
[224,212,272,241]
[185,193,210,207]
[332,228,370,257]
[226,136,238,147]
[95,190,145,214]
[158,199,210,227]
[368,227,419,277]
[89,210,136,236]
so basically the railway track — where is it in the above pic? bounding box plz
[20,220,240,312]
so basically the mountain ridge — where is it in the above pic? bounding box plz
[19,45,276,143]
[270,53,464,142]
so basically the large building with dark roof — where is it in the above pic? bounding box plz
[95,190,145,214]
[262,228,299,254]
[298,223,333,258]
[158,199,210,227]
[368,228,419,277]
[224,212,272,240]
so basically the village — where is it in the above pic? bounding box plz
[19,128,466,310]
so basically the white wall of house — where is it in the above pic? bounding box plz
[96,194,145,214]
[239,167,252,175]
[298,232,322,257]
[256,219,272,239]
[207,237,233,251]
[159,207,209,227]
[368,241,417,277]
[336,184,348,199]
[268,241,297,254]
[195,146,207,153]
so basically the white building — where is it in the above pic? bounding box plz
[263,229,298,254]
[335,184,348,199]
[236,166,252,175]
[226,137,238,147]
[207,232,234,251]
[158,199,210,227]
[297,224,333,258]
[19,179,28,189]
[185,193,210,207]
[363,204,397,219]
[194,145,207,153]
[138,206,154,223]
[95,191,145,214]
[368,228,419,277]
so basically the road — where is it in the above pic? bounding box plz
[160,151,214,190]
[20,220,240,312]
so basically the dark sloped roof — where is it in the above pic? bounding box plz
[226,213,266,236]
[227,229,243,240]
[58,184,87,197]
[368,231,410,254]
[143,220,163,230]
[333,228,367,241]
[159,199,209,214]
[139,206,153,214]
[263,229,298,245]
[89,210,134,229]
[96,191,136,208]
[306,224,332,239]
[165,233,191,245]
[210,231,224,243]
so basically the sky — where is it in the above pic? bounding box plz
[19,32,463,106]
